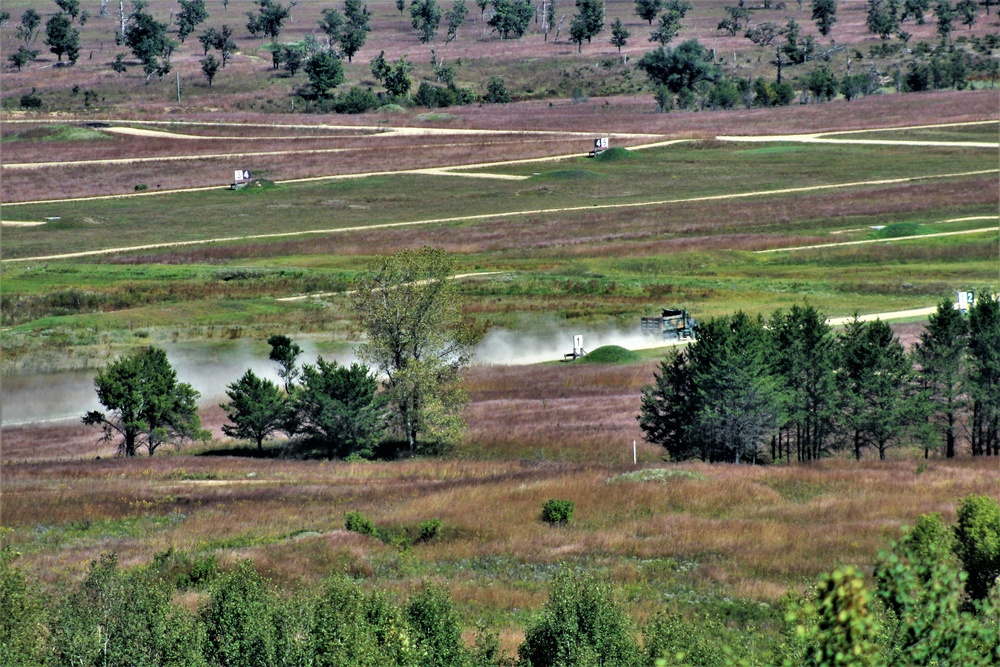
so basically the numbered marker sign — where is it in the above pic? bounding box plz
[234,169,251,182]
[958,290,975,311]
[594,137,609,149]
[573,335,583,353]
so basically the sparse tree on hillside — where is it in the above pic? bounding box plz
[635,0,662,24]
[649,1,691,46]
[55,0,81,21]
[573,0,605,44]
[305,51,345,96]
[125,4,175,77]
[17,9,42,45]
[866,0,900,39]
[956,0,977,26]
[221,369,289,448]
[45,13,80,63]
[445,0,468,43]
[934,0,955,41]
[745,21,779,47]
[717,4,750,36]
[636,39,720,93]
[319,7,344,49]
[383,55,413,96]
[340,0,372,61]
[811,0,837,36]
[351,247,480,453]
[488,0,534,39]
[901,0,931,23]
[8,46,39,70]
[411,0,443,43]
[83,347,205,457]
[177,0,209,42]
[247,0,292,42]
[484,75,511,101]
[201,52,220,84]
[610,17,630,56]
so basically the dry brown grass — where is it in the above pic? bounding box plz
[3,360,997,630]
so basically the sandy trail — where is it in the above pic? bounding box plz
[718,120,999,149]
[6,168,994,264]
[276,272,508,302]
[754,225,1000,253]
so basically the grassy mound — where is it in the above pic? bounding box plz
[580,345,642,364]
[378,104,406,113]
[876,221,924,238]
[236,179,279,193]
[593,146,634,162]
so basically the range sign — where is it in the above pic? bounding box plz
[234,169,251,182]
[594,137,609,149]
[957,290,975,312]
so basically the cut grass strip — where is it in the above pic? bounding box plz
[6,169,995,264]
[754,226,1000,254]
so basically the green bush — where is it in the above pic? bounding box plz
[541,499,575,525]
[418,517,442,542]
[953,494,1000,601]
[344,510,377,536]
[519,570,640,667]
[406,583,467,667]
[414,82,457,108]
[484,77,510,103]
[201,560,278,667]
[644,612,732,667]
[0,546,48,667]
[336,86,381,114]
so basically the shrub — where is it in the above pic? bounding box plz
[406,583,467,667]
[20,89,42,109]
[336,86,380,114]
[0,546,48,667]
[414,81,456,108]
[418,517,442,542]
[201,560,278,667]
[644,612,731,667]
[519,569,640,667]
[484,76,510,103]
[953,494,1000,601]
[344,510,376,536]
[541,499,575,525]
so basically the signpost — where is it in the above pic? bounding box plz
[234,169,251,183]
[957,290,975,313]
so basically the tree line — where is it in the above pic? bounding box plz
[639,294,1000,464]
[83,247,480,459]
[2,494,998,666]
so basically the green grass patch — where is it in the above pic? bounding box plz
[738,145,810,155]
[875,221,925,238]
[2,124,110,142]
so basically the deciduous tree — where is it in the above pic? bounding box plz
[17,9,42,45]
[634,0,662,24]
[444,0,468,43]
[45,13,80,63]
[636,39,720,93]
[411,0,443,42]
[610,16,629,55]
[176,0,209,42]
[351,247,480,453]
[488,0,534,39]
[341,0,372,61]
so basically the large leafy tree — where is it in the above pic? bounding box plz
[966,291,1000,456]
[125,3,175,77]
[221,369,290,449]
[17,9,42,44]
[488,0,534,39]
[45,13,80,63]
[247,0,291,42]
[410,0,442,43]
[636,39,721,93]
[268,334,302,391]
[913,299,968,457]
[176,0,209,42]
[649,0,690,45]
[341,0,372,61]
[634,0,662,24]
[351,247,480,453]
[953,494,1000,601]
[83,346,204,457]
[444,0,468,43]
[304,50,345,97]
[293,358,389,459]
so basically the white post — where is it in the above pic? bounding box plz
[632,440,637,465]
